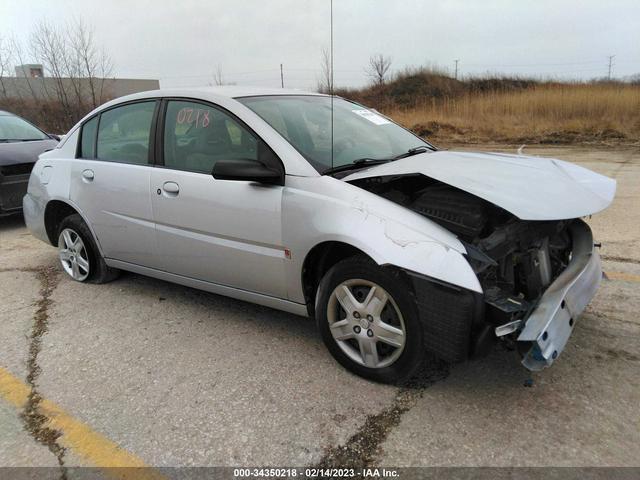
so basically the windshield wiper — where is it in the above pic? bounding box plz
[322,145,434,175]
[322,158,391,175]
[392,145,433,160]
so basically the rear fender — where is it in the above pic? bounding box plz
[26,155,105,256]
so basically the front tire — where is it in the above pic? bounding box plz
[316,256,425,384]
[57,214,120,284]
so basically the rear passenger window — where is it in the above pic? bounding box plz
[163,100,258,174]
[96,102,155,165]
[79,116,98,158]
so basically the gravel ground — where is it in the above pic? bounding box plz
[0,146,638,473]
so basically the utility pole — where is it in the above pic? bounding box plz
[454,59,459,80]
[280,63,284,88]
[607,55,615,80]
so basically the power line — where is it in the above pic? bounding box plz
[136,54,635,89]
[464,60,604,68]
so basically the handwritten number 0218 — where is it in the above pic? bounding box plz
[176,108,210,128]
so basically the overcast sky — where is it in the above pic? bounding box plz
[1,0,639,89]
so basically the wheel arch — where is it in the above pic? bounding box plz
[43,200,103,255]
[301,241,373,317]
[295,229,482,313]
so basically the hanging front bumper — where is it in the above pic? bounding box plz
[518,220,602,371]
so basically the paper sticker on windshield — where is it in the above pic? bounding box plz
[352,109,391,125]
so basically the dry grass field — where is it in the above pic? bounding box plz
[338,70,640,146]
[386,83,640,145]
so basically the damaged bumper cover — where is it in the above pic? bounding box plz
[518,220,602,371]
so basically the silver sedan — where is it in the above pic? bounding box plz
[23,87,616,383]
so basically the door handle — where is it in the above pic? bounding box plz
[82,169,94,182]
[162,181,180,196]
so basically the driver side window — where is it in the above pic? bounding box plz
[163,101,258,174]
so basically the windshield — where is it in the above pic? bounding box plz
[237,96,431,173]
[0,114,49,141]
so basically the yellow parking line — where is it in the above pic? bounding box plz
[0,366,164,480]
[605,271,640,283]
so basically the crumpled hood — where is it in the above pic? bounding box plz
[343,150,616,220]
[0,139,58,167]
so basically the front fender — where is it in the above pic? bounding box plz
[283,176,482,303]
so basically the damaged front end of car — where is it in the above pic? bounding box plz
[347,170,608,371]
[463,213,601,371]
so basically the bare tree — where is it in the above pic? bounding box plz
[366,53,392,86]
[317,47,333,93]
[0,35,13,98]
[211,64,225,86]
[30,20,77,120]
[96,46,114,104]
[10,35,39,101]
[71,19,114,107]
[29,19,114,123]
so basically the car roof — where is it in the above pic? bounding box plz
[101,86,326,106]
[188,86,326,98]
[0,110,15,116]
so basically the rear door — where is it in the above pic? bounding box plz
[70,100,160,267]
[150,99,287,298]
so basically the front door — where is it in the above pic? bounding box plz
[150,99,287,298]
[70,100,159,267]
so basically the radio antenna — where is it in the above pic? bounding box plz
[330,0,334,169]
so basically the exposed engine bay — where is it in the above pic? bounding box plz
[349,174,573,331]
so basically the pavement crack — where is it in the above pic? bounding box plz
[16,266,67,479]
[313,359,449,470]
[601,255,640,265]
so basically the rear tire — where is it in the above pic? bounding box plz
[316,256,425,384]
[57,214,120,284]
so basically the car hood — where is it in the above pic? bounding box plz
[0,139,58,167]
[343,150,616,220]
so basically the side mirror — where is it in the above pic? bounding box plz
[212,159,283,185]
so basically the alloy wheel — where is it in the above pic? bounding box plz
[326,279,406,368]
[58,228,90,281]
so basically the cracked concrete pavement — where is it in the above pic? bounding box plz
[0,146,638,473]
